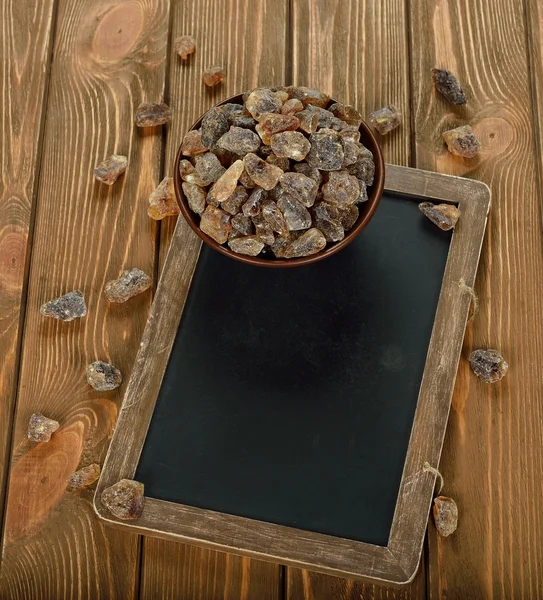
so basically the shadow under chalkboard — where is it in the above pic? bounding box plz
[136,192,451,547]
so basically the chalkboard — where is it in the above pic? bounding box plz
[97,164,489,584]
[135,192,451,547]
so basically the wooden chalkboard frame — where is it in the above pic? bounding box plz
[95,165,490,585]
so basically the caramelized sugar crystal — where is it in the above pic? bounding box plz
[94,155,128,185]
[86,361,122,391]
[468,349,508,383]
[369,105,401,135]
[442,125,481,158]
[228,235,265,256]
[28,413,60,443]
[40,290,87,321]
[135,103,171,127]
[431,68,467,105]
[104,268,152,303]
[101,479,145,520]
[148,177,179,220]
[243,153,283,190]
[202,66,225,87]
[67,463,101,489]
[174,35,196,59]
[419,202,460,231]
[433,496,458,537]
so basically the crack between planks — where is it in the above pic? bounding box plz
[0,0,61,568]
[285,0,293,86]
[405,0,417,169]
[153,0,177,293]
[521,0,543,250]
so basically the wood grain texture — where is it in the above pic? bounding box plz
[158,0,289,271]
[291,0,411,167]
[0,0,56,521]
[141,545,281,600]
[410,0,543,597]
[140,0,287,598]
[288,0,416,595]
[0,0,170,597]
[285,562,426,600]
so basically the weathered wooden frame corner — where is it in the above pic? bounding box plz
[95,165,490,585]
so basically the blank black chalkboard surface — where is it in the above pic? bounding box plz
[96,165,490,585]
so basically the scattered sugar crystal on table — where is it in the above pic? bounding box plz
[419,202,460,231]
[40,290,87,321]
[101,479,145,520]
[174,35,196,59]
[94,155,128,185]
[369,105,401,135]
[104,268,152,303]
[431,68,467,105]
[28,413,60,443]
[202,66,225,87]
[67,463,101,489]
[135,103,171,127]
[469,349,508,383]
[86,361,122,391]
[442,125,481,158]
[433,496,458,537]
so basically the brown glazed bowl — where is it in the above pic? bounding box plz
[174,93,385,268]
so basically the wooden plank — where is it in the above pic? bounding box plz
[0,0,56,522]
[288,0,420,596]
[286,560,426,600]
[410,0,543,597]
[0,0,171,597]
[141,546,281,600]
[140,0,287,598]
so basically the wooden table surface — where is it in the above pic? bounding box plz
[2,0,543,598]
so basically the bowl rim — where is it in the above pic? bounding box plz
[174,92,385,268]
